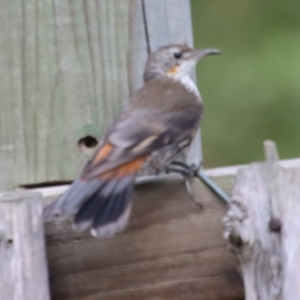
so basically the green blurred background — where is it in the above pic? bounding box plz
[191,0,300,168]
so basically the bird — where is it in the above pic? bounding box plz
[44,44,220,239]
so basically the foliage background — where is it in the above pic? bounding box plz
[191,0,300,168]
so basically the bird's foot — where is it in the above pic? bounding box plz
[166,160,231,205]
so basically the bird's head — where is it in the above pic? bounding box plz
[144,44,220,82]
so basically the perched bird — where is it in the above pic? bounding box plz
[44,44,220,238]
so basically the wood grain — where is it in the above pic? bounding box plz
[0,0,130,189]
[0,0,202,190]
[0,192,50,300]
[45,177,243,300]
[224,141,300,300]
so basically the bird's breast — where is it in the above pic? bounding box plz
[172,75,200,98]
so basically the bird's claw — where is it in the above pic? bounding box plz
[166,160,231,205]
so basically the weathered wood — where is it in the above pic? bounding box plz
[224,141,300,300]
[0,0,201,190]
[0,0,130,189]
[45,177,243,300]
[0,192,50,300]
[19,155,299,300]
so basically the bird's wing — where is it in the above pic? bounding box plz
[44,78,202,238]
[82,81,202,180]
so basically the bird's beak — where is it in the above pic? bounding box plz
[190,48,221,60]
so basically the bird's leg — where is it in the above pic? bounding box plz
[166,161,202,208]
[183,174,203,208]
[167,161,232,205]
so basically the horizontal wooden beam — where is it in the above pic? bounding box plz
[45,176,243,300]
[39,157,300,299]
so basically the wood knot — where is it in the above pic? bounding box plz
[7,238,13,245]
[77,136,98,154]
[269,217,281,233]
[0,232,13,247]
[228,232,243,248]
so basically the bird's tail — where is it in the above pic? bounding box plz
[44,175,136,239]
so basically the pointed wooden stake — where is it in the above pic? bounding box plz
[224,140,300,300]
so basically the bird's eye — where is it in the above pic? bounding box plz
[173,52,182,59]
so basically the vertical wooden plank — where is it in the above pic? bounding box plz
[142,0,194,49]
[128,0,148,94]
[0,192,50,300]
[140,0,202,167]
[0,0,131,189]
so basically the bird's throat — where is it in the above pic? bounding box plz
[169,74,200,98]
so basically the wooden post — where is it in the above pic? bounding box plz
[224,140,300,300]
[0,192,50,300]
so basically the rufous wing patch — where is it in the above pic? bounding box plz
[93,143,113,164]
[99,155,148,180]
